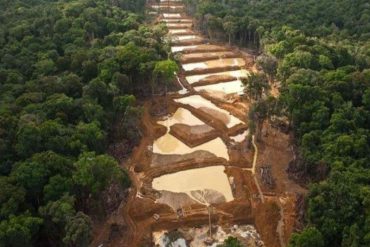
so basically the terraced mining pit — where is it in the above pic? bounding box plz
[92,1,306,246]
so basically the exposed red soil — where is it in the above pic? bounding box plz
[91,2,306,247]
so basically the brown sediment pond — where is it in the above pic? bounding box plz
[175,95,244,128]
[171,44,229,54]
[186,69,250,84]
[178,51,238,63]
[152,165,234,204]
[182,58,246,72]
[194,80,245,96]
[163,13,182,18]
[168,29,193,35]
[166,23,193,29]
[153,133,229,160]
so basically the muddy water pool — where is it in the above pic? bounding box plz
[153,134,229,160]
[152,166,234,202]
[158,107,204,127]
[186,69,249,85]
[163,13,182,18]
[171,45,198,53]
[182,58,245,72]
[175,95,244,128]
[194,80,244,95]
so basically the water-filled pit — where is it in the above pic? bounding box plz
[169,29,191,34]
[171,45,199,53]
[151,5,184,10]
[162,19,193,23]
[153,134,229,160]
[163,13,182,18]
[194,80,245,95]
[174,95,244,128]
[171,35,200,41]
[157,107,205,127]
[153,108,229,159]
[186,69,250,84]
[182,58,245,71]
[152,166,234,203]
[180,51,237,61]
[166,23,193,28]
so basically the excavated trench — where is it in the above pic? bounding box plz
[91,1,306,247]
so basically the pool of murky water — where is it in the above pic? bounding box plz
[166,23,193,28]
[182,58,245,71]
[186,69,250,84]
[171,35,200,41]
[152,166,234,202]
[174,95,244,128]
[171,45,198,53]
[153,134,229,160]
[158,107,204,127]
[194,80,244,95]
[169,29,190,34]
[162,19,193,23]
[180,51,236,60]
[163,13,182,18]
[151,5,184,9]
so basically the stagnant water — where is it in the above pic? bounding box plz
[182,58,246,71]
[194,80,244,95]
[158,107,204,127]
[166,23,193,28]
[169,29,190,34]
[171,45,198,53]
[151,5,184,10]
[180,51,236,60]
[153,134,229,160]
[186,69,250,84]
[152,166,234,202]
[171,35,200,41]
[162,19,193,23]
[163,13,182,18]
[153,107,229,159]
[175,95,244,128]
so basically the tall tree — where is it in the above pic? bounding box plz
[242,72,270,102]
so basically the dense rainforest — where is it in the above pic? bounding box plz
[184,0,370,246]
[1,0,370,246]
[0,0,175,246]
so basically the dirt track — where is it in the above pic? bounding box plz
[91,1,306,246]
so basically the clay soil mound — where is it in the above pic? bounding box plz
[151,150,218,167]
[169,123,218,147]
